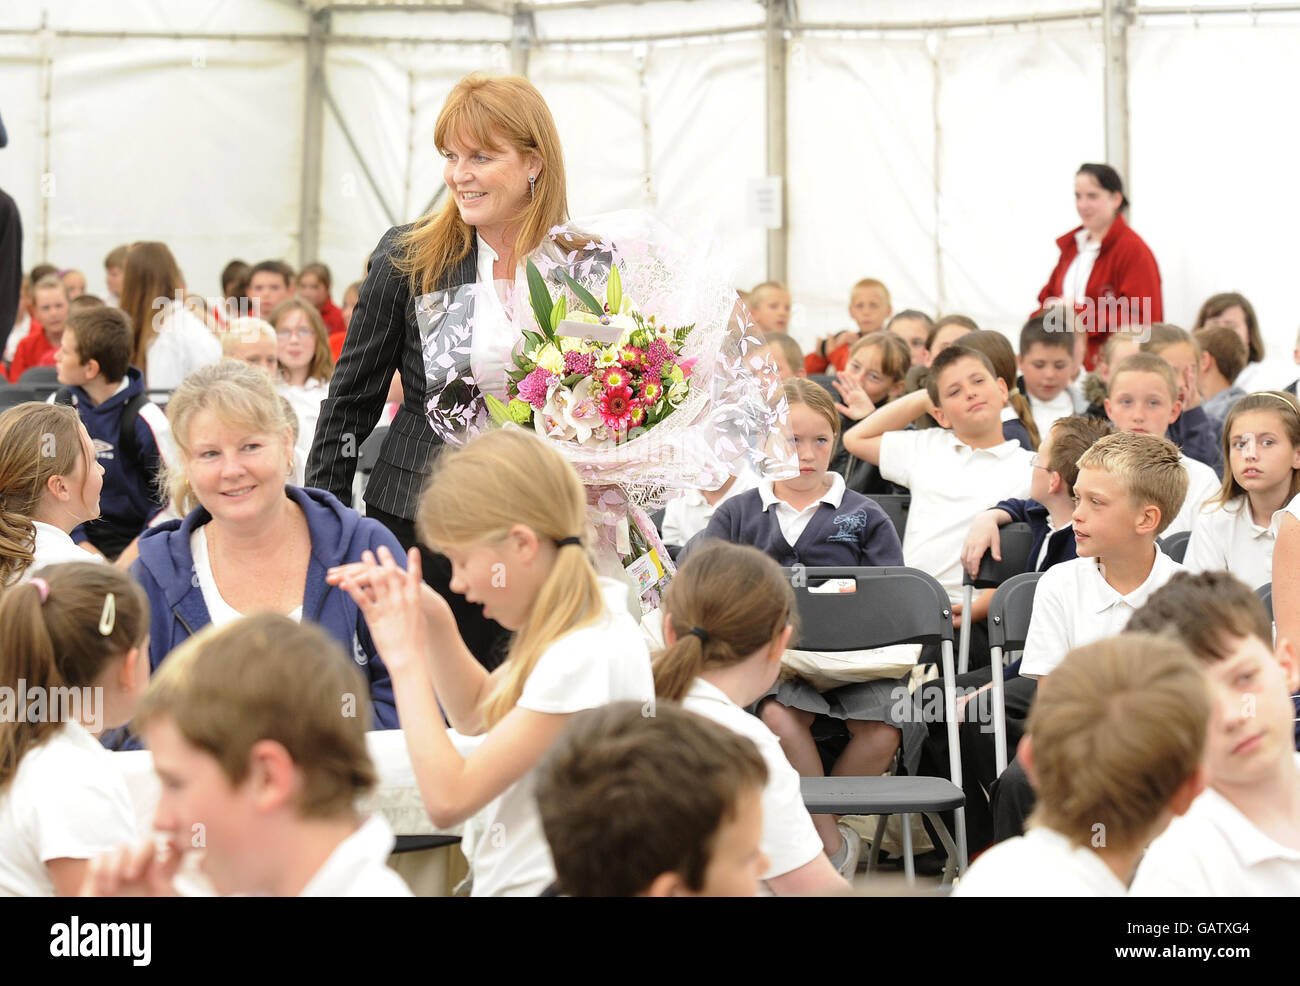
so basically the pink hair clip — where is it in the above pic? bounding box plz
[29,577,50,603]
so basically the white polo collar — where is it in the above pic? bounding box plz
[1082,546,1178,616]
[1200,757,1300,869]
[757,470,846,513]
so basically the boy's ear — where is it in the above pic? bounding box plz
[929,405,951,430]
[1169,763,1208,817]
[1134,502,1162,538]
[1273,636,1300,694]
[247,739,299,812]
[1168,397,1183,425]
[642,871,690,898]
[995,376,1009,403]
[1046,471,1065,497]
[1198,350,1214,377]
[1102,397,1113,422]
[84,357,101,381]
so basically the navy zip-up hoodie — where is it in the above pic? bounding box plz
[125,486,401,742]
[992,496,1077,573]
[62,367,166,545]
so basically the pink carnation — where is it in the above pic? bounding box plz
[518,367,556,408]
[563,350,596,377]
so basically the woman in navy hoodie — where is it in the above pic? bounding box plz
[129,360,399,736]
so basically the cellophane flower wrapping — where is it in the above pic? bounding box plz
[417,210,797,610]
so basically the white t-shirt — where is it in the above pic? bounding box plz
[0,721,138,897]
[1131,755,1300,897]
[1019,547,1184,678]
[23,521,105,580]
[1165,454,1223,538]
[756,471,847,547]
[146,302,223,391]
[682,677,823,881]
[461,577,655,897]
[190,527,303,625]
[1027,390,1076,447]
[953,826,1128,897]
[661,470,758,546]
[1184,495,1283,591]
[3,313,31,363]
[878,428,1034,602]
[279,378,329,486]
[1236,358,1300,395]
[298,814,413,897]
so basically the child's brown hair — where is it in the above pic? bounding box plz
[848,330,910,384]
[782,377,840,439]
[1140,323,1198,360]
[535,700,767,896]
[1018,315,1074,357]
[762,332,804,374]
[653,542,797,701]
[1125,570,1274,662]
[1027,633,1208,851]
[1196,292,1263,364]
[133,613,376,819]
[65,306,133,383]
[299,262,332,292]
[0,563,149,790]
[961,329,1039,449]
[1108,351,1179,404]
[0,403,90,586]
[120,241,186,374]
[924,344,998,408]
[1192,324,1248,385]
[926,313,979,349]
[1045,415,1114,496]
[1075,431,1188,537]
[1209,390,1300,510]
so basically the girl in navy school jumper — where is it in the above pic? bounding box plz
[704,378,922,868]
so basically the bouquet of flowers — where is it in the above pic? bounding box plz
[417,210,796,611]
[483,260,696,447]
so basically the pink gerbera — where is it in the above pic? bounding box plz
[599,384,637,430]
[518,367,556,409]
[619,346,646,370]
[600,367,629,391]
[640,380,663,404]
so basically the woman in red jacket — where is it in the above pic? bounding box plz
[1037,164,1162,370]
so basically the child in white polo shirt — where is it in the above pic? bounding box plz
[1128,571,1300,896]
[954,632,1208,896]
[82,615,412,898]
[985,431,1190,842]
[1104,352,1221,536]
[842,344,1034,663]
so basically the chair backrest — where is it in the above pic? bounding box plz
[783,566,953,651]
[0,382,59,410]
[986,571,1043,652]
[1256,582,1273,621]
[18,365,58,385]
[1161,529,1191,563]
[865,494,910,541]
[963,522,1035,589]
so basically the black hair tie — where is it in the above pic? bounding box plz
[554,536,582,548]
[688,626,710,644]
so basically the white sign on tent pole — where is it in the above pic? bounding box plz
[746,176,783,229]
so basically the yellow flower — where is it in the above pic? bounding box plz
[528,344,565,374]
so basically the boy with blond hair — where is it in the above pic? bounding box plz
[955,633,1208,896]
[536,701,770,897]
[1127,571,1300,895]
[83,615,412,897]
[1105,352,1221,534]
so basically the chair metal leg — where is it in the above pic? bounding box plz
[924,812,961,886]
[939,638,969,873]
[990,645,1009,775]
[901,812,915,885]
[958,584,973,674]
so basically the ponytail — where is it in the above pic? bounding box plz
[651,542,796,701]
[1008,389,1042,450]
[0,563,149,790]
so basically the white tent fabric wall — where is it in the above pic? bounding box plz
[1,1,1299,369]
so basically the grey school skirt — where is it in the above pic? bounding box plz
[758,674,926,777]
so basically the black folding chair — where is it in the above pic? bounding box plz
[957,522,1035,674]
[865,494,910,542]
[1161,529,1191,563]
[1257,582,1273,621]
[0,381,59,410]
[784,565,967,882]
[985,572,1044,775]
[17,365,58,385]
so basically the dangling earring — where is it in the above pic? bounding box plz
[528,174,536,200]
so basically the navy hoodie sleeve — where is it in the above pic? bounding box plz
[1171,406,1224,478]
[993,497,1033,524]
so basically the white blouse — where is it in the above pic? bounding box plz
[467,238,522,401]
